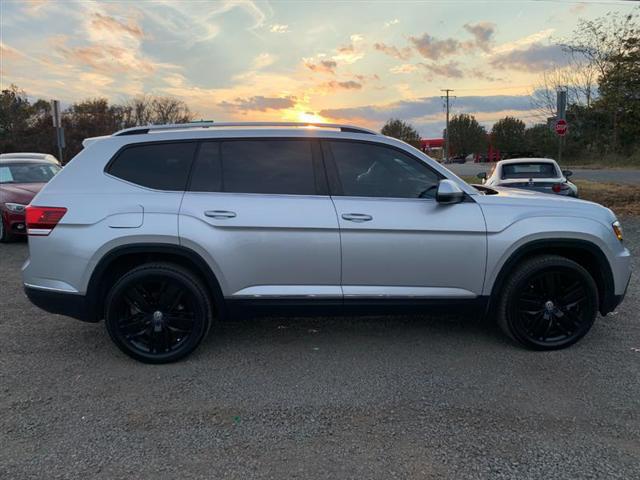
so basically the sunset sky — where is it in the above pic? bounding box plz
[1,0,635,136]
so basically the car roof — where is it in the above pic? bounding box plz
[498,158,558,166]
[0,153,60,164]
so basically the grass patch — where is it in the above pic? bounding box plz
[459,177,640,216]
[573,180,640,216]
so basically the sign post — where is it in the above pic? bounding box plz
[51,100,64,163]
[556,89,568,163]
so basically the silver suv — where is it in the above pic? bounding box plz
[22,122,631,363]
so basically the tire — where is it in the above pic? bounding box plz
[496,255,598,350]
[105,263,213,363]
[0,216,15,243]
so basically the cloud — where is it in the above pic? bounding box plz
[492,28,555,55]
[269,24,289,33]
[219,95,297,112]
[253,52,275,69]
[490,43,568,71]
[389,64,417,74]
[409,33,460,60]
[374,42,413,60]
[0,42,22,61]
[384,18,400,28]
[90,12,144,39]
[463,21,496,51]
[304,58,337,74]
[332,34,365,64]
[323,80,363,91]
[422,61,464,79]
[320,95,534,122]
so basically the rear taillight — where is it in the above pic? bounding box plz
[25,206,67,236]
[552,183,568,193]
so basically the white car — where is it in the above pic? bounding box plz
[478,158,578,197]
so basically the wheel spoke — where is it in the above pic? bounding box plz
[166,313,194,332]
[124,286,153,312]
[159,283,184,311]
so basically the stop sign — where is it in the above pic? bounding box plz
[555,119,568,136]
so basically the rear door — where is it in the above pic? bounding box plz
[324,140,487,299]
[179,139,341,300]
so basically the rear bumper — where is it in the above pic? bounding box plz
[24,286,99,322]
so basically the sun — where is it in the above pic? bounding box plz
[296,111,326,124]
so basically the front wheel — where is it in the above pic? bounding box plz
[497,255,598,350]
[105,263,213,363]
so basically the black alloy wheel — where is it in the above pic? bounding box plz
[498,255,598,350]
[105,263,212,363]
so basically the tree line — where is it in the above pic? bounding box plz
[0,88,195,162]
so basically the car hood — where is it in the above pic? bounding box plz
[0,182,45,205]
[474,185,616,231]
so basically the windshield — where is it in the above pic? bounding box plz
[501,162,559,179]
[0,163,61,184]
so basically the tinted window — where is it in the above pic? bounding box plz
[220,140,316,195]
[501,162,558,179]
[328,141,440,198]
[108,142,196,190]
[189,142,222,192]
[0,163,60,184]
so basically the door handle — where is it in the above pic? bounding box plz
[204,210,237,219]
[341,213,373,222]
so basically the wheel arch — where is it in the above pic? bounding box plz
[85,243,226,321]
[487,239,616,316]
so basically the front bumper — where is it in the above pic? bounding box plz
[1,210,27,235]
[24,286,99,322]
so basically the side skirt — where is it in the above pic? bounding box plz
[225,297,490,319]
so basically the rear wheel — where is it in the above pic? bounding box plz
[105,263,213,363]
[497,255,598,350]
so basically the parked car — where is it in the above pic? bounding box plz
[22,122,630,363]
[0,155,61,241]
[477,158,578,197]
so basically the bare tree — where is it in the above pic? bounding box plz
[151,97,194,124]
[121,95,195,126]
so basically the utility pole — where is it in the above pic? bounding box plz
[441,89,454,162]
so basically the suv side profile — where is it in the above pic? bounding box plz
[22,122,631,363]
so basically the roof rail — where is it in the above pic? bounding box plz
[113,122,378,137]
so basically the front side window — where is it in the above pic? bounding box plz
[0,163,60,184]
[107,142,197,191]
[190,139,317,195]
[328,141,441,198]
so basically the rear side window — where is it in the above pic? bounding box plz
[107,142,197,190]
[189,139,317,195]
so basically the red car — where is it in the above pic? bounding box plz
[0,154,61,242]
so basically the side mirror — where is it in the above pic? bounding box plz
[563,170,573,177]
[476,172,487,181]
[436,179,465,204]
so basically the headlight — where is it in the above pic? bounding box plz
[4,203,27,213]
[612,220,623,242]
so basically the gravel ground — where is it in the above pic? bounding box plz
[1,219,638,480]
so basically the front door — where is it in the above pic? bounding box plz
[323,140,486,300]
